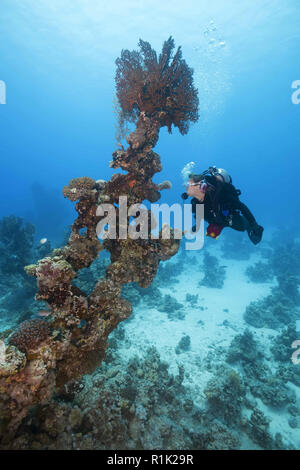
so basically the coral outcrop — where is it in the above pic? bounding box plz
[158,294,185,320]
[0,344,241,450]
[204,367,246,426]
[245,261,273,283]
[199,252,226,288]
[226,329,297,424]
[244,275,300,329]
[0,37,198,440]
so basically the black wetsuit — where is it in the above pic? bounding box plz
[190,175,263,244]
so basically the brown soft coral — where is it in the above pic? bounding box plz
[115,37,199,135]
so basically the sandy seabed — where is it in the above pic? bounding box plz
[117,238,300,449]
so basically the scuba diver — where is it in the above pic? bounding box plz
[181,166,264,245]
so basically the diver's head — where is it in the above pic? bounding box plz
[185,173,208,200]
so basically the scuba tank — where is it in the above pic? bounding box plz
[207,166,241,197]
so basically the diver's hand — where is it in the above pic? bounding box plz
[248,223,264,245]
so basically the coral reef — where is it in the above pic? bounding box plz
[268,240,300,278]
[0,344,243,450]
[244,275,300,329]
[0,37,198,439]
[185,293,198,304]
[175,335,191,354]
[250,374,295,408]
[243,409,278,449]
[245,261,273,283]
[226,329,297,413]
[226,328,264,364]
[200,331,294,449]
[156,258,183,285]
[0,346,193,449]
[271,323,297,363]
[1,319,294,450]
[204,366,246,425]
[158,294,185,320]
[269,323,300,388]
[199,252,226,288]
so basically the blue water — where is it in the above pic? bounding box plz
[1,0,300,238]
[1,0,300,450]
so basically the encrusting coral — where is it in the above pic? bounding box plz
[0,37,199,440]
[9,319,51,354]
